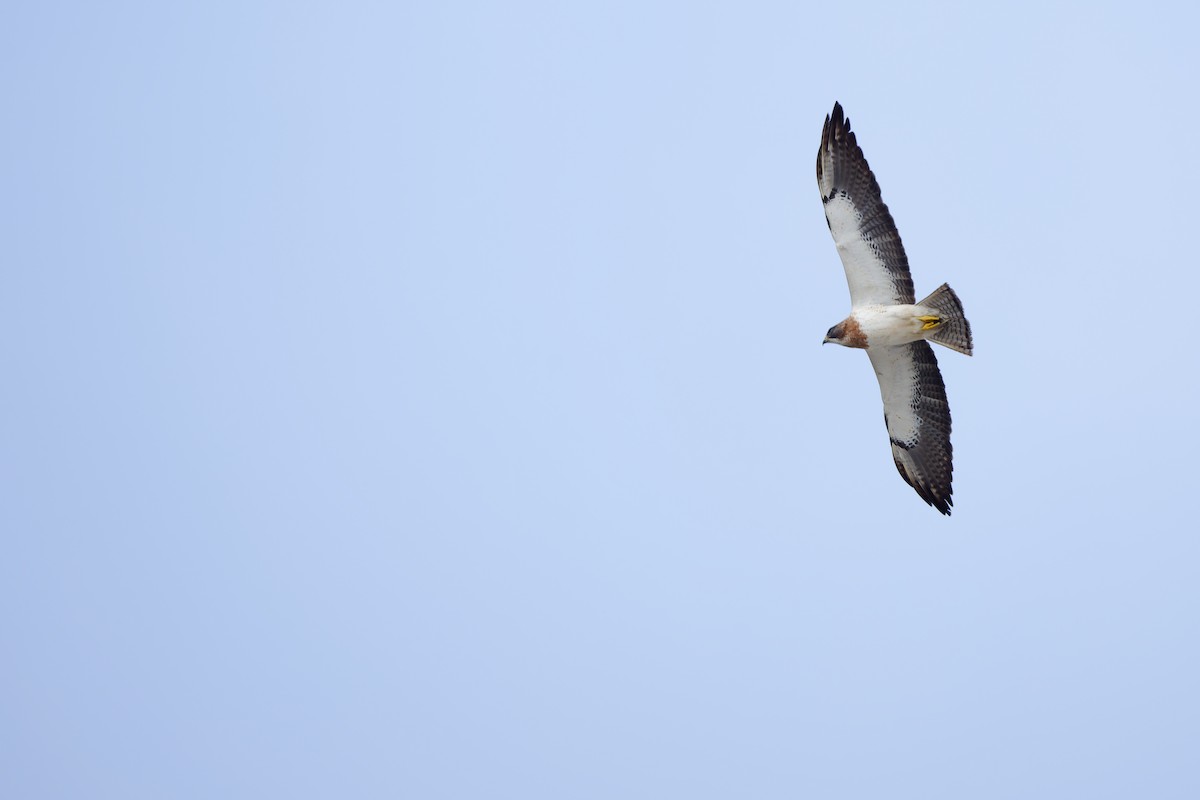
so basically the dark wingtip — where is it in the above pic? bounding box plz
[926,486,953,516]
[830,101,850,134]
[915,485,953,516]
[820,102,852,162]
[917,479,953,516]
[896,465,954,516]
[897,460,960,515]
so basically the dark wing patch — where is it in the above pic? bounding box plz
[816,102,915,307]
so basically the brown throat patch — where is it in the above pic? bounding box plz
[841,316,868,349]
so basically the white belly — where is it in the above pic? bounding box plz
[852,305,928,347]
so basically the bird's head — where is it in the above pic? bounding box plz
[823,317,867,349]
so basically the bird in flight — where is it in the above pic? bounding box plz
[817,102,973,515]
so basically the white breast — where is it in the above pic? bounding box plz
[851,305,926,348]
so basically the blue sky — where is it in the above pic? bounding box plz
[4,1,1200,798]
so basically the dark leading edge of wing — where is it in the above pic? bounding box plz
[891,342,954,515]
[816,102,915,305]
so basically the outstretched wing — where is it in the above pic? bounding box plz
[816,102,914,308]
[867,342,954,515]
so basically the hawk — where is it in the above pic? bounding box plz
[817,102,973,515]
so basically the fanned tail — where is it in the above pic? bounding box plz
[918,283,973,356]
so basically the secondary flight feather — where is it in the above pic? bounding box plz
[817,102,973,515]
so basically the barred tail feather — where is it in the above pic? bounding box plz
[919,283,973,356]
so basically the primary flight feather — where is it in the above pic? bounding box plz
[817,102,973,515]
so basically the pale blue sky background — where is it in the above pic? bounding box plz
[4,1,1200,798]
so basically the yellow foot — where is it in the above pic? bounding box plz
[917,315,942,331]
